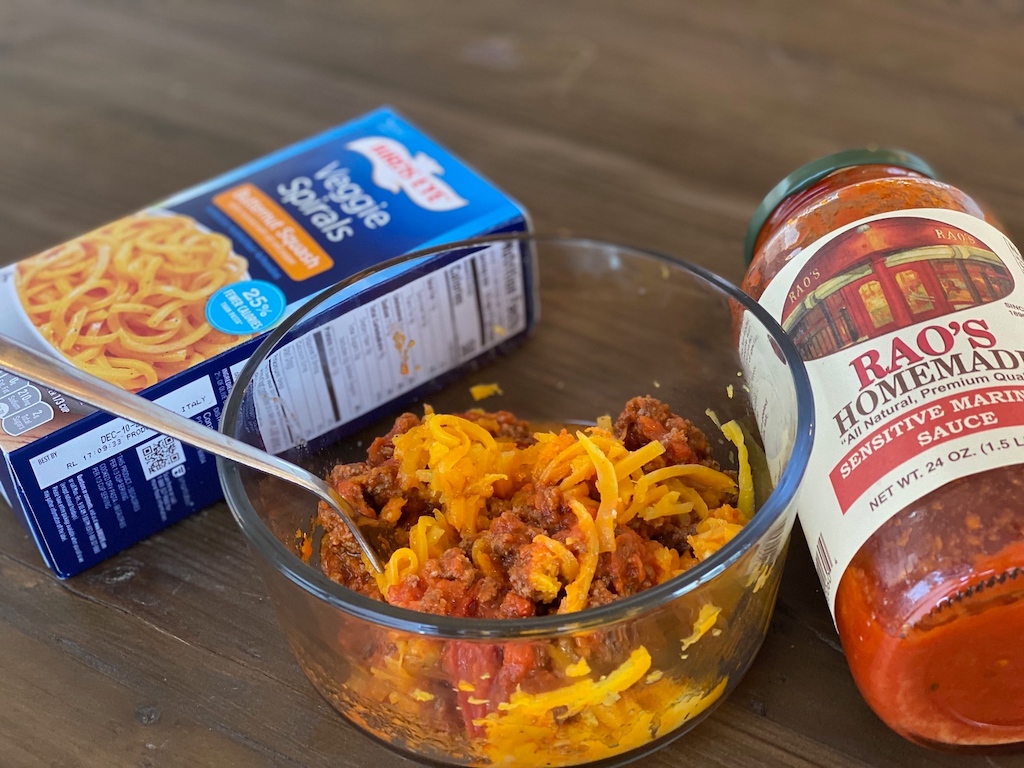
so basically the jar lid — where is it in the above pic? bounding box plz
[743,148,938,264]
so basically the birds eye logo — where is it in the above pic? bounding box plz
[347,137,469,212]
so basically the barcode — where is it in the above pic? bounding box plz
[137,435,186,481]
[814,533,835,590]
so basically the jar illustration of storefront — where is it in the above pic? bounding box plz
[781,216,1014,361]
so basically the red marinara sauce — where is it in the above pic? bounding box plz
[744,149,1024,750]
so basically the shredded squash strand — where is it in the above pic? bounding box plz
[577,431,621,553]
[560,500,600,614]
[720,419,754,518]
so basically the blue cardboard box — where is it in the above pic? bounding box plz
[0,107,532,577]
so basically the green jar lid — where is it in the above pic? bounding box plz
[743,148,938,264]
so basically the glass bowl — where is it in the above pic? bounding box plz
[218,235,813,767]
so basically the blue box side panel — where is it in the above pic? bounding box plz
[1,456,59,572]
[7,360,246,578]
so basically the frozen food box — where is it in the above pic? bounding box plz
[0,107,534,577]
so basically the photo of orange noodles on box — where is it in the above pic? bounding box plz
[14,213,251,392]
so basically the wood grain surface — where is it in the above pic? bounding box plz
[2,1,1024,766]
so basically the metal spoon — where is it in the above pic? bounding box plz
[0,335,386,573]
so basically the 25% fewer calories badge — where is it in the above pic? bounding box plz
[206,280,288,335]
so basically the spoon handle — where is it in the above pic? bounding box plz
[0,335,384,572]
[0,334,320,486]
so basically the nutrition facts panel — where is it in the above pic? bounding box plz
[254,242,529,454]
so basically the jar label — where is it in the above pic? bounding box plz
[748,209,1024,616]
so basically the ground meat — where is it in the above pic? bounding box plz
[498,591,537,619]
[629,515,697,555]
[614,395,715,467]
[316,501,383,601]
[479,510,545,572]
[386,547,534,620]
[326,461,369,485]
[326,434,433,525]
[366,411,421,465]
[509,483,571,535]
[426,547,478,587]
[586,580,619,607]
[459,409,535,447]
[591,527,659,600]
[364,463,432,519]
[389,549,479,616]
[508,539,563,604]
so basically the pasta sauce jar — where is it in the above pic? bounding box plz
[742,149,1024,750]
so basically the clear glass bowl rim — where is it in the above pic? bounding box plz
[218,233,815,640]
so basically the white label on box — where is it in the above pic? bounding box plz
[255,242,527,453]
[30,376,216,489]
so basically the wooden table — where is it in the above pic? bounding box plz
[2,1,1023,766]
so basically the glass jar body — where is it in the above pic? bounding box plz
[745,165,1024,750]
